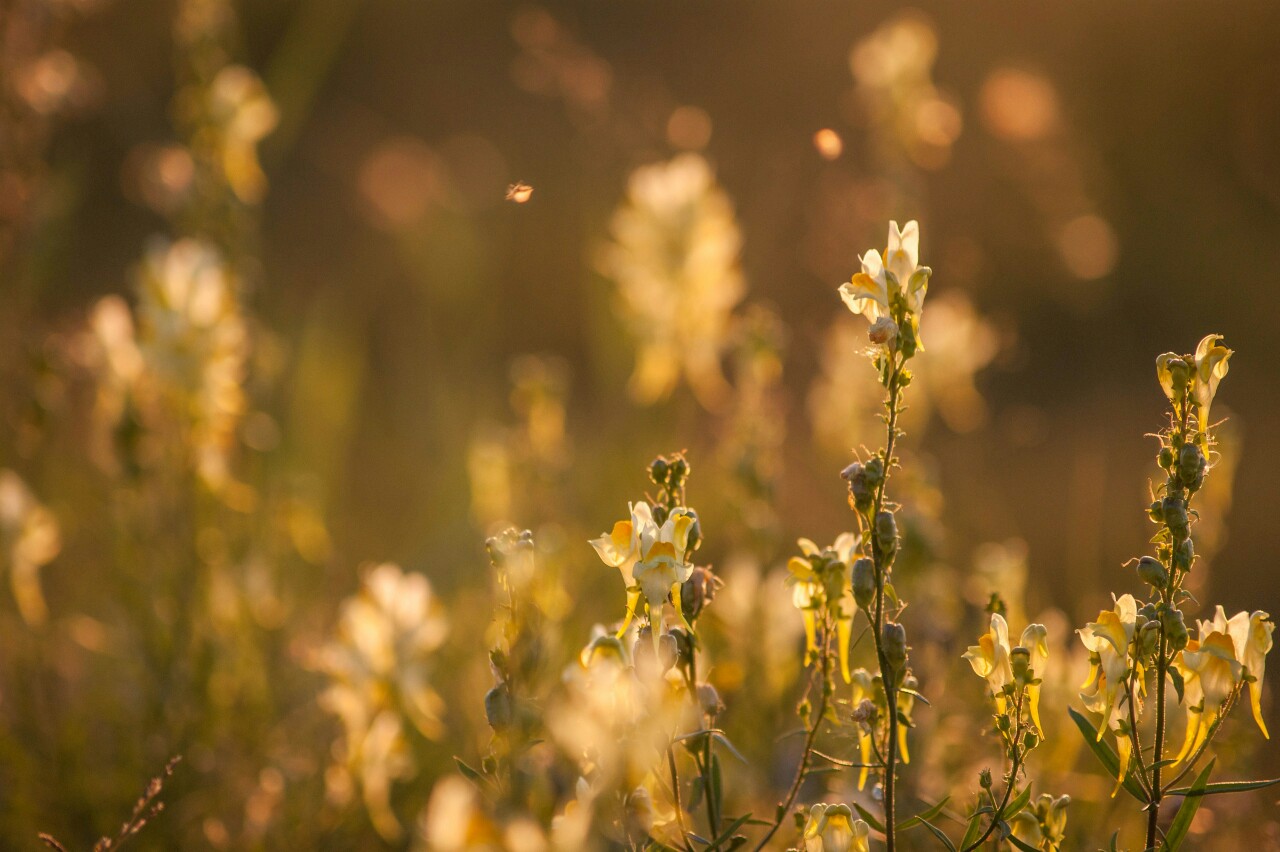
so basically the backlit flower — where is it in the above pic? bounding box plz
[964,612,1047,727]
[594,502,699,649]
[838,220,931,350]
[787,534,859,681]
[803,804,870,852]
[1172,628,1242,764]
[1156,334,1231,446]
[1077,594,1138,735]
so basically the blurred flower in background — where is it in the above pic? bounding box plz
[599,154,745,409]
[315,563,450,840]
[0,469,60,625]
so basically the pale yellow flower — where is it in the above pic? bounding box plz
[1156,334,1231,445]
[803,804,870,852]
[964,614,1048,729]
[0,470,60,626]
[787,533,858,681]
[593,502,698,648]
[849,668,876,790]
[838,220,931,349]
[599,154,745,408]
[1172,629,1242,764]
[1077,594,1138,735]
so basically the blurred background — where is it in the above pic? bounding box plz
[2,0,1279,848]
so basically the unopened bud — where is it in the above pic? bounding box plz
[697,683,724,717]
[1172,537,1194,573]
[681,565,718,621]
[874,511,899,558]
[869,316,899,347]
[863,458,885,487]
[1010,646,1031,684]
[979,768,993,789]
[1158,446,1175,471]
[1177,443,1205,487]
[851,698,877,724]
[1148,500,1164,523]
[1136,556,1168,589]
[1162,495,1189,538]
[1164,356,1191,397]
[1159,605,1189,652]
[852,558,876,609]
[649,457,670,484]
[1138,620,1161,656]
[881,621,908,678]
[485,684,513,729]
[842,462,874,511]
[1023,730,1040,751]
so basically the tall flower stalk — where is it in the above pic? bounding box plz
[1072,334,1276,850]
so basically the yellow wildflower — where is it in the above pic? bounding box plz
[803,804,870,852]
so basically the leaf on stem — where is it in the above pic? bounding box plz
[1164,759,1215,850]
[1067,707,1148,802]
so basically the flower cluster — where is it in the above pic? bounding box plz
[314,563,450,840]
[1070,334,1275,850]
[598,154,745,408]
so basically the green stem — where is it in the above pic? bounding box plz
[753,620,832,851]
[962,689,1027,852]
[872,355,904,851]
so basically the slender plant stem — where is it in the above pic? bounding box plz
[962,689,1026,852]
[667,743,693,852]
[871,354,904,851]
[752,622,832,851]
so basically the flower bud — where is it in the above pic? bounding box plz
[863,457,885,487]
[881,621,908,678]
[669,456,690,483]
[1136,556,1168,589]
[1164,356,1191,397]
[1159,605,1189,652]
[485,684,514,729]
[869,316,899,347]
[651,504,669,526]
[1148,500,1164,523]
[697,683,724,717]
[1023,730,1040,751]
[842,462,874,511]
[851,558,876,609]
[979,768,993,789]
[1162,495,1189,538]
[1158,446,1174,470]
[1010,646,1031,685]
[1177,443,1204,483]
[1171,537,1194,573]
[1138,620,1161,656]
[649,457,670,484]
[874,511,898,558]
[681,564,718,621]
[667,628,692,669]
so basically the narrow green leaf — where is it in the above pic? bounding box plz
[711,732,748,764]
[1166,776,1280,797]
[1164,758,1215,850]
[897,796,952,831]
[1068,707,1149,802]
[915,816,958,851]
[852,802,886,834]
[452,756,488,788]
[1007,834,1041,852]
[1002,786,1032,821]
[959,811,984,850]
[703,813,752,851]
